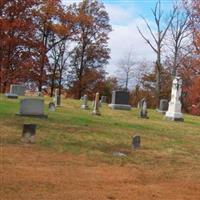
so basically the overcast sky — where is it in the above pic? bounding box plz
[63,0,174,75]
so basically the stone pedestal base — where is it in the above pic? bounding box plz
[165,112,183,121]
[108,104,131,110]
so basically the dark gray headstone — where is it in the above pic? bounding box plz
[159,99,168,111]
[10,84,25,96]
[21,124,36,143]
[101,96,107,103]
[17,98,47,118]
[132,136,141,149]
[111,91,129,104]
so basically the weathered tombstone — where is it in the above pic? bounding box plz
[48,102,56,112]
[132,136,141,149]
[166,77,183,121]
[101,96,107,103]
[92,92,101,116]
[108,91,131,110]
[21,124,36,143]
[4,93,18,99]
[81,95,89,109]
[17,98,47,118]
[37,91,43,97]
[139,98,149,118]
[10,84,25,96]
[157,99,168,114]
[54,89,61,107]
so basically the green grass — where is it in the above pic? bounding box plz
[0,95,200,168]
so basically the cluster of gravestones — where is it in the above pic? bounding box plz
[4,85,61,143]
[81,77,184,122]
[4,77,183,145]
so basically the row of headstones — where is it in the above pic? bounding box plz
[81,77,184,121]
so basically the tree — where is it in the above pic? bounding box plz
[0,0,38,92]
[137,0,176,108]
[116,50,136,91]
[68,0,112,99]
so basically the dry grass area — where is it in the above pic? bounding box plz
[0,96,200,199]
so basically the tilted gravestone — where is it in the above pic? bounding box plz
[132,136,141,149]
[139,98,149,119]
[108,91,131,110]
[10,84,25,96]
[17,98,47,118]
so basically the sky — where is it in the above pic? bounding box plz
[64,0,174,75]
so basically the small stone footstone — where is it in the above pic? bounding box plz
[132,136,141,149]
[48,102,56,111]
[21,124,37,143]
[112,152,127,157]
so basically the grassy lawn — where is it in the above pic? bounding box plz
[0,95,200,169]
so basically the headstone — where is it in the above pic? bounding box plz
[48,102,56,112]
[81,95,89,109]
[157,99,168,114]
[139,98,149,118]
[101,96,107,103]
[17,98,47,118]
[5,93,18,99]
[21,124,36,143]
[37,91,43,97]
[92,92,101,116]
[132,136,141,149]
[108,91,131,110]
[165,77,184,121]
[10,84,25,96]
[54,89,61,107]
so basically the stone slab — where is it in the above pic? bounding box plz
[108,104,131,110]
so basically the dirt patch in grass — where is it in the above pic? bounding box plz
[1,145,200,200]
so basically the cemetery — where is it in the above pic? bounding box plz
[1,0,200,199]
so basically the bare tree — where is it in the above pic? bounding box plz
[167,1,191,77]
[116,50,136,91]
[137,0,176,107]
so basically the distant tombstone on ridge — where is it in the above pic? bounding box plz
[108,91,131,110]
[54,89,61,107]
[132,136,141,149]
[10,84,25,96]
[157,99,168,114]
[139,98,148,118]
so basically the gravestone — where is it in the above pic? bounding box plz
[132,136,141,149]
[92,92,101,116]
[21,124,36,143]
[139,98,149,118]
[157,99,168,114]
[48,102,56,112]
[108,91,131,110]
[54,89,61,107]
[101,96,107,103]
[165,77,183,121]
[37,91,43,97]
[81,95,89,109]
[5,93,18,99]
[17,98,47,118]
[10,84,25,96]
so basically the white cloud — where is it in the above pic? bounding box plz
[105,4,156,75]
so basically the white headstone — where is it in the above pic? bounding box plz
[81,95,89,109]
[165,77,183,121]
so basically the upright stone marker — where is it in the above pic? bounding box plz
[165,77,183,121]
[21,124,36,143]
[101,96,107,103]
[54,89,61,107]
[10,84,25,96]
[81,95,89,109]
[92,92,101,116]
[48,102,56,112]
[17,98,47,118]
[108,91,131,110]
[132,136,141,149]
[139,98,148,118]
[157,99,168,114]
